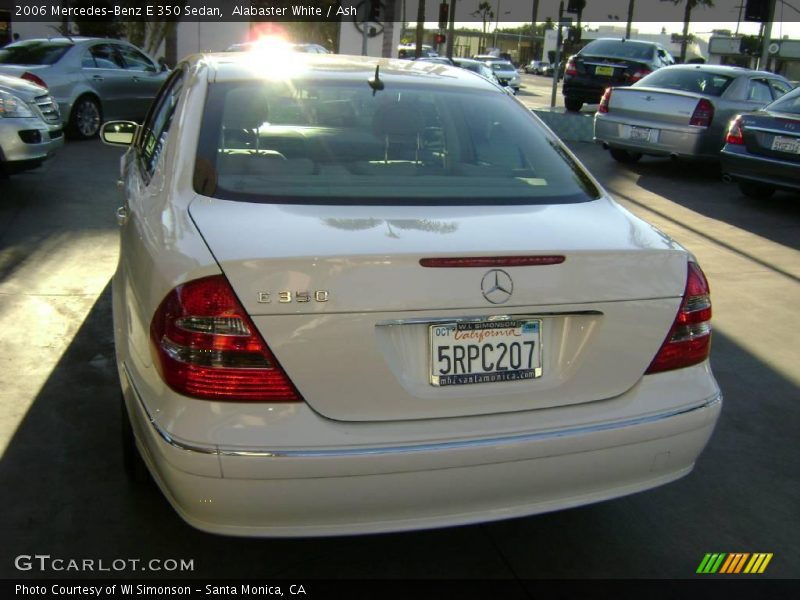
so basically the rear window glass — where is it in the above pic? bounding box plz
[492,63,516,72]
[767,87,800,115]
[194,80,600,205]
[636,69,735,96]
[581,40,655,61]
[0,41,71,65]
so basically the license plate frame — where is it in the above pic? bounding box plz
[429,319,543,387]
[629,126,655,142]
[771,135,800,154]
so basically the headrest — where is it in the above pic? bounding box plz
[372,101,425,138]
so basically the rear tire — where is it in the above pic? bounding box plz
[67,95,102,140]
[564,97,583,112]
[738,181,775,199]
[121,394,150,484]
[609,148,643,164]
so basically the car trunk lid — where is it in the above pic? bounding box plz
[740,111,800,163]
[605,86,711,127]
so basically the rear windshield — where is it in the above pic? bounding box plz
[767,87,800,115]
[581,40,655,61]
[0,41,71,65]
[637,69,735,96]
[194,80,600,205]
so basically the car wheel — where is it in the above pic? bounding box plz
[609,148,643,163]
[564,97,583,112]
[121,394,150,484]
[68,95,102,140]
[738,181,775,199]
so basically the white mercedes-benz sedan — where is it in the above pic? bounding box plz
[102,50,721,537]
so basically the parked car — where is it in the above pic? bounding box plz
[413,56,454,66]
[525,60,550,75]
[563,38,675,112]
[102,52,720,537]
[0,37,169,139]
[452,57,501,84]
[721,86,800,198]
[487,61,521,93]
[0,73,63,176]
[473,54,506,64]
[398,44,438,59]
[594,65,793,163]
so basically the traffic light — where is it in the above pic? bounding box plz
[567,0,586,14]
[434,33,446,45]
[739,35,761,56]
[744,0,770,22]
[438,3,449,29]
[368,0,383,22]
[567,27,581,43]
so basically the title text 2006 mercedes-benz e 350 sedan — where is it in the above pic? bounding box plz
[102,51,721,537]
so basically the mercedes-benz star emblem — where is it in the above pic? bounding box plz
[481,269,514,304]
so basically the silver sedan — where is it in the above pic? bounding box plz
[0,37,169,139]
[594,65,793,163]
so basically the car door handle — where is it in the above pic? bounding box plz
[116,206,129,226]
[92,75,104,82]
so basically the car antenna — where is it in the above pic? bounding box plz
[368,65,384,96]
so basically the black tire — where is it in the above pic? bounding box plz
[738,181,775,199]
[121,394,150,484]
[609,148,643,163]
[67,95,102,140]
[564,97,583,112]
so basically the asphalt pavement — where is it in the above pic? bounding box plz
[0,137,798,582]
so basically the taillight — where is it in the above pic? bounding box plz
[565,58,577,76]
[646,262,712,374]
[726,116,744,145]
[21,71,47,89]
[598,88,612,114]
[629,68,651,82]
[689,98,714,127]
[150,275,301,402]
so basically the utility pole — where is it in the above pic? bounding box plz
[493,0,502,49]
[758,0,776,71]
[447,0,457,59]
[362,0,370,56]
[415,0,425,58]
[550,0,564,108]
[625,0,635,40]
[531,0,540,59]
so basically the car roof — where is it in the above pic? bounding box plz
[586,38,659,46]
[202,52,501,91]
[657,63,786,78]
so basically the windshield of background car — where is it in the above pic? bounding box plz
[581,40,655,61]
[766,87,800,114]
[0,41,71,65]
[637,69,735,96]
[194,79,600,205]
[491,63,516,73]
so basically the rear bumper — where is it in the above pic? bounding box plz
[121,363,722,537]
[563,77,615,104]
[720,147,800,192]
[594,114,718,160]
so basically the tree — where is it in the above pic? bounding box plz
[671,0,714,63]
[472,1,494,54]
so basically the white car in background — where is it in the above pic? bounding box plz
[102,52,721,537]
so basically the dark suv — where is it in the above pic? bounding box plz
[562,38,675,111]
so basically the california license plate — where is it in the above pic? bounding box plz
[630,126,655,142]
[595,65,614,76]
[429,319,543,387]
[771,135,800,154]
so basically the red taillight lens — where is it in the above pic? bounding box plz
[726,116,745,145]
[21,71,47,89]
[150,275,301,402]
[646,262,712,374]
[629,68,651,82]
[565,58,577,76]
[689,98,714,128]
[598,88,612,114]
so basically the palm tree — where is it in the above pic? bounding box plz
[472,1,494,54]
[671,0,715,63]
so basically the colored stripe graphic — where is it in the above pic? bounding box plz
[698,553,773,574]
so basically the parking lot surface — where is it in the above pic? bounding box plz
[1,138,798,580]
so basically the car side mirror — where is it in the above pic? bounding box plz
[101,121,139,146]
[158,58,170,72]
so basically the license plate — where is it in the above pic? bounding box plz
[429,319,543,387]
[595,65,614,76]
[630,126,655,142]
[771,135,800,154]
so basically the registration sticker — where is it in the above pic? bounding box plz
[429,319,543,387]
